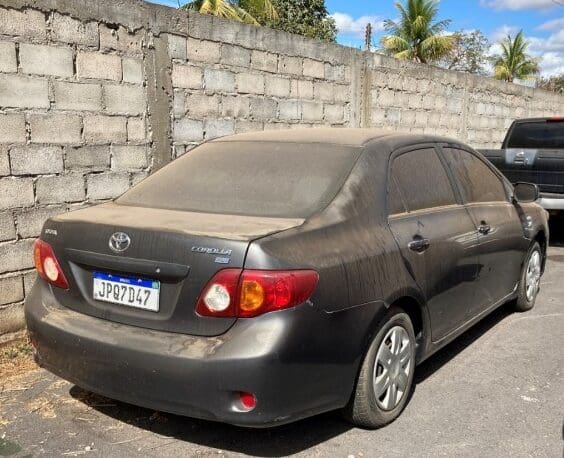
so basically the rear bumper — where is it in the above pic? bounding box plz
[538,193,564,211]
[25,281,366,427]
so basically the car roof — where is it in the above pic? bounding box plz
[210,127,458,149]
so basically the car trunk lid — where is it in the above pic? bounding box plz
[41,202,304,336]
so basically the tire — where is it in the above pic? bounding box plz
[514,241,542,312]
[344,307,416,429]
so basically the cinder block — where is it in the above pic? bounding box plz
[173,90,186,118]
[251,50,277,73]
[279,56,302,76]
[0,177,34,209]
[30,113,82,144]
[122,57,143,84]
[168,34,187,59]
[302,101,323,121]
[172,64,202,89]
[77,52,122,81]
[204,119,235,140]
[221,95,250,118]
[186,92,220,118]
[54,81,102,111]
[0,74,49,109]
[51,13,98,47]
[324,103,345,123]
[99,25,143,54]
[250,97,277,120]
[127,117,146,143]
[303,58,325,79]
[173,119,204,142]
[0,211,15,242]
[23,271,37,295]
[0,238,35,273]
[324,63,346,82]
[83,115,127,144]
[235,120,263,133]
[36,175,85,204]
[0,41,16,72]
[186,38,221,63]
[87,172,130,200]
[0,146,8,176]
[0,275,23,305]
[278,100,301,120]
[291,79,314,99]
[19,43,73,77]
[111,145,148,170]
[204,68,235,93]
[0,113,25,143]
[10,145,64,175]
[131,171,148,186]
[265,76,290,98]
[236,73,265,94]
[103,84,145,115]
[0,8,46,40]
[65,145,110,171]
[16,205,66,238]
[314,81,336,101]
[220,44,251,68]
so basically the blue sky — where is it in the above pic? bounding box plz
[152,0,564,76]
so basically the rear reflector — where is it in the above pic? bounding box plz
[33,239,69,289]
[196,269,318,318]
[239,392,257,411]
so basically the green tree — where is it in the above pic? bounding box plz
[265,0,337,42]
[493,30,538,82]
[182,0,277,25]
[440,30,490,75]
[380,0,455,64]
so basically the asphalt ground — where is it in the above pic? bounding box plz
[1,219,563,458]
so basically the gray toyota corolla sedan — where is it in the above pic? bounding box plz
[25,129,548,428]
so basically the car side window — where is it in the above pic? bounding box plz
[443,148,508,203]
[389,148,457,214]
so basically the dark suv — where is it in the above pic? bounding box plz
[26,129,548,429]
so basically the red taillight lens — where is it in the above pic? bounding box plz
[196,269,318,318]
[239,392,257,411]
[33,239,69,289]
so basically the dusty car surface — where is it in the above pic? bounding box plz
[25,128,549,428]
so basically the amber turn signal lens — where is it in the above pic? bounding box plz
[239,280,265,312]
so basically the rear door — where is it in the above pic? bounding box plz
[387,145,482,342]
[440,147,527,310]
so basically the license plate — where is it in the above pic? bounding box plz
[93,272,160,312]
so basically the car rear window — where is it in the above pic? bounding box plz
[117,141,361,218]
[506,120,564,149]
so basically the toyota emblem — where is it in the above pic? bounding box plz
[109,232,131,253]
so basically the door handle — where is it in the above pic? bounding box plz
[408,237,430,253]
[478,222,491,235]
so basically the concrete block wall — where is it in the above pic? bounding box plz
[0,0,562,336]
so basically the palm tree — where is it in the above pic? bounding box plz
[182,0,277,25]
[380,0,454,64]
[493,31,538,82]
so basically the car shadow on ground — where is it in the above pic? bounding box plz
[69,217,562,456]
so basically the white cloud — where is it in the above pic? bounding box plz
[480,0,557,11]
[536,16,564,31]
[331,12,384,38]
[491,25,521,42]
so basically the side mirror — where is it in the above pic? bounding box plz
[513,182,539,203]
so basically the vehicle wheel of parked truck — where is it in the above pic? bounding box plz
[345,307,416,429]
[515,241,542,312]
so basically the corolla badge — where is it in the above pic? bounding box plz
[109,232,131,253]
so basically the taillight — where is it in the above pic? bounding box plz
[33,239,69,289]
[196,269,318,318]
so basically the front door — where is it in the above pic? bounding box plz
[441,147,528,310]
[387,146,485,342]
